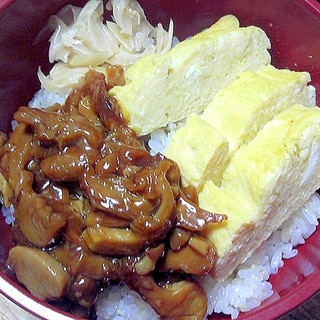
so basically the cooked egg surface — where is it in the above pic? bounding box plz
[201,65,315,155]
[164,113,229,190]
[109,15,271,135]
[110,14,320,281]
[200,105,320,279]
[165,65,315,191]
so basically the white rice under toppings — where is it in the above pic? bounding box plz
[28,87,70,109]
[201,200,313,320]
[1,204,15,225]
[3,84,320,320]
[93,192,320,320]
[96,283,159,320]
[2,153,320,319]
[147,121,185,155]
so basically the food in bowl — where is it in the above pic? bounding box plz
[3,0,318,316]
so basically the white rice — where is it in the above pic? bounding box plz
[2,87,320,319]
[2,188,319,319]
[28,88,69,108]
[96,283,159,320]
[1,204,15,225]
[202,192,320,319]
[94,192,320,320]
[147,121,185,155]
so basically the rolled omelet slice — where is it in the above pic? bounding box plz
[109,15,271,136]
[199,104,320,280]
[201,65,316,156]
[164,113,229,191]
[165,66,315,190]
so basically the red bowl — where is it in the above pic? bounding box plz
[1,0,320,319]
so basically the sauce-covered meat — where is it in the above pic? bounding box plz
[0,70,226,318]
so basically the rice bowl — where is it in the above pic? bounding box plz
[1,0,320,319]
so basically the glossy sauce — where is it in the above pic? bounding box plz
[0,70,226,318]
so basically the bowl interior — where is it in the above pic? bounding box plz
[1,0,320,319]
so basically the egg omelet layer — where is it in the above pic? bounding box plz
[165,65,315,192]
[109,15,271,136]
[200,105,320,279]
[109,15,319,280]
[165,63,317,279]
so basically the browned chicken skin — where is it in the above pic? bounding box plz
[0,70,226,318]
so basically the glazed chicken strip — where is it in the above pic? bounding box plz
[8,246,71,301]
[1,70,226,318]
[17,191,66,247]
[160,234,216,275]
[129,275,208,319]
